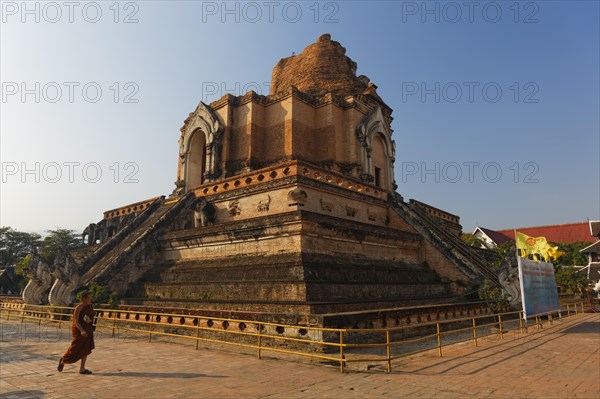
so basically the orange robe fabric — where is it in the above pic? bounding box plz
[62,304,95,363]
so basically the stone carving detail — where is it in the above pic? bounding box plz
[22,250,53,305]
[193,199,216,227]
[257,195,271,212]
[336,163,360,176]
[171,179,186,197]
[225,159,252,175]
[346,206,358,217]
[228,200,241,216]
[287,189,307,206]
[367,208,377,222]
[320,198,333,212]
[49,248,80,306]
[53,249,78,284]
[82,215,134,247]
[360,173,375,183]
[178,135,185,159]
[498,244,521,309]
[82,223,98,246]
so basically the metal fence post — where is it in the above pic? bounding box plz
[518,312,523,335]
[257,323,262,360]
[498,314,503,339]
[580,301,585,314]
[112,314,117,338]
[195,318,201,350]
[472,318,477,347]
[386,330,391,373]
[436,323,442,356]
[148,317,153,343]
[339,330,345,373]
[567,304,571,318]
[5,308,10,321]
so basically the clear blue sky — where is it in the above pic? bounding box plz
[1,1,598,234]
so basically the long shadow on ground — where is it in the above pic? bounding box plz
[93,371,228,379]
[0,390,47,398]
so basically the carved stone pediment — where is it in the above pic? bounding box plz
[180,101,225,188]
[181,102,223,152]
[355,105,397,191]
[355,106,393,148]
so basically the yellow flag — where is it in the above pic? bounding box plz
[546,245,564,261]
[515,231,557,262]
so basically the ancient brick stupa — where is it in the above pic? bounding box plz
[27,34,497,327]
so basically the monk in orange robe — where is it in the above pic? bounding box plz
[58,292,95,374]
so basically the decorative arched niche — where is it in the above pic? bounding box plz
[185,129,206,190]
[178,102,224,192]
[355,106,396,191]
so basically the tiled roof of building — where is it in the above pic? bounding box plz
[581,241,600,253]
[478,227,512,245]
[590,221,600,238]
[588,263,600,280]
[498,222,596,244]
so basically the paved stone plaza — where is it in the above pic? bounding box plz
[1,313,598,399]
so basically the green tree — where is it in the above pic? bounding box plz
[108,292,119,309]
[552,242,589,266]
[40,229,81,265]
[493,240,516,269]
[1,227,81,294]
[0,227,42,266]
[461,233,486,248]
[555,266,589,295]
[15,255,30,276]
[78,281,109,304]
[478,279,509,313]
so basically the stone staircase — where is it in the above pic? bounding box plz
[78,198,164,279]
[81,193,195,292]
[390,196,500,286]
[49,193,195,305]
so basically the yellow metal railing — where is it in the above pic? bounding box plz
[0,301,586,373]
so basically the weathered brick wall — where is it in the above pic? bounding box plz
[212,94,367,175]
[270,34,367,100]
[419,240,472,291]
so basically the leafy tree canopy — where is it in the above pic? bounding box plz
[461,233,486,248]
[551,242,589,266]
[555,265,590,295]
[479,279,509,313]
[0,226,81,273]
[40,228,81,265]
[0,227,42,266]
[493,240,516,269]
